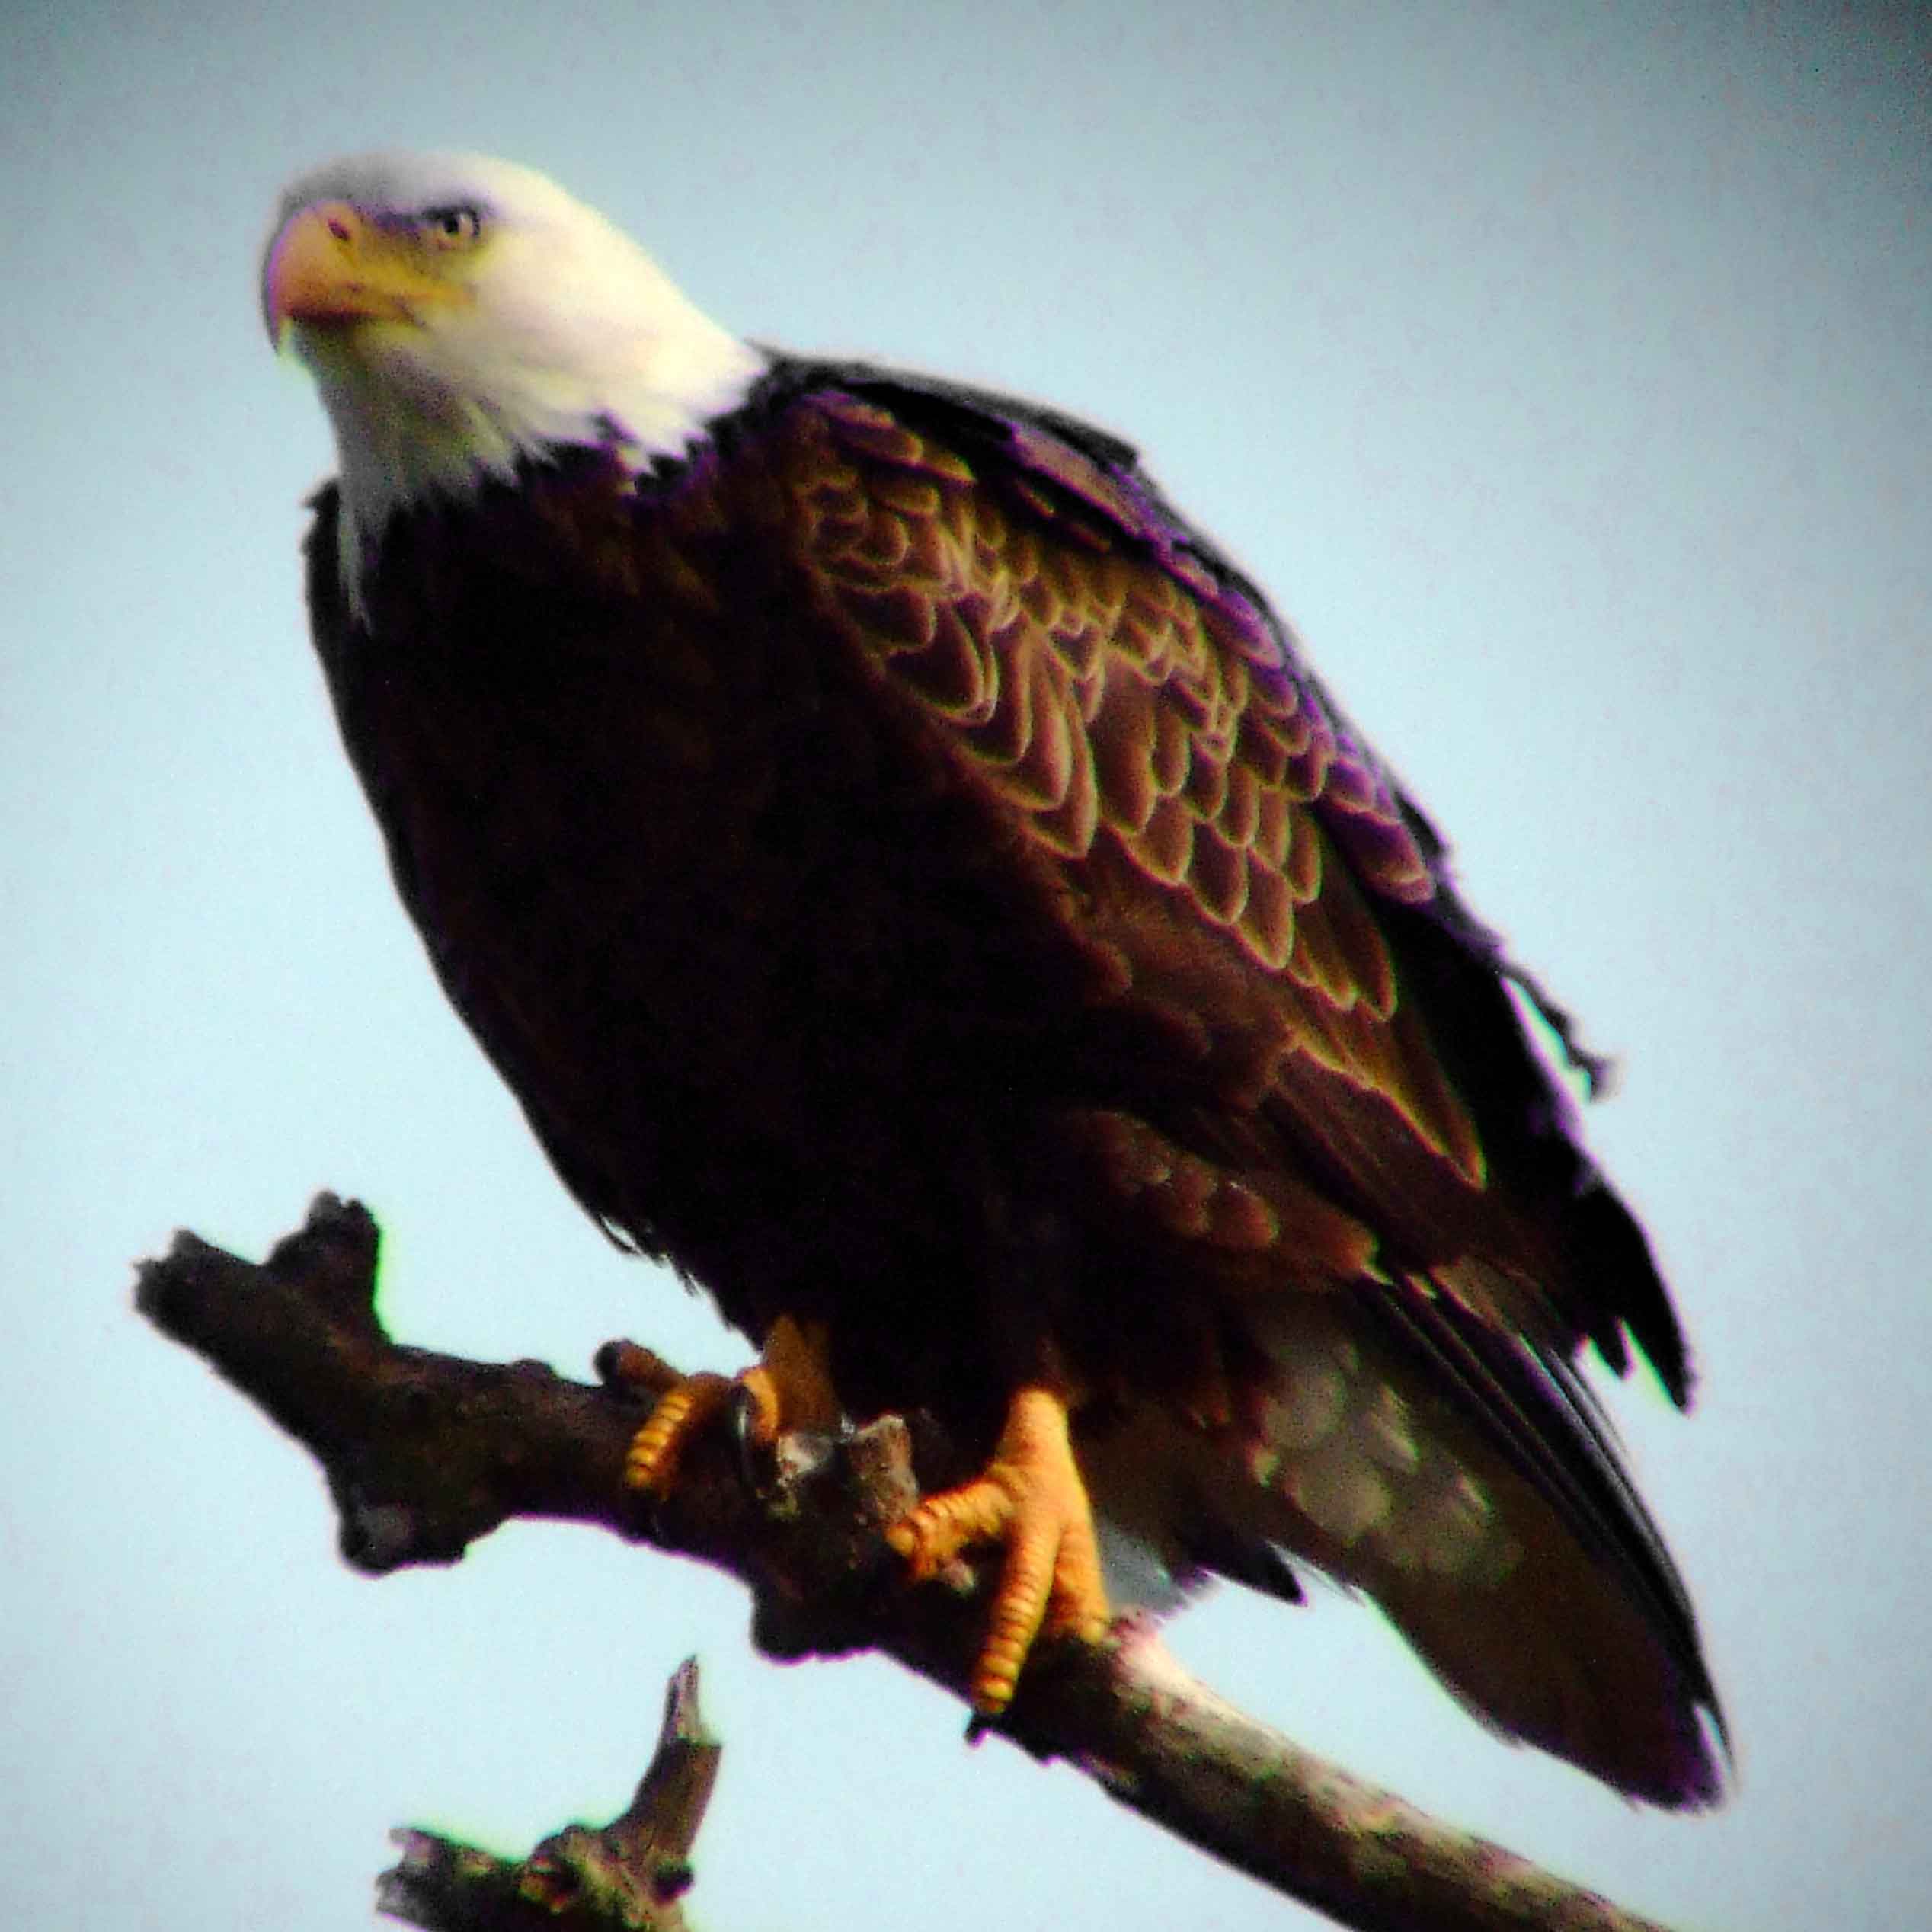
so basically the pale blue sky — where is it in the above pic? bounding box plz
[5,3,1930,1927]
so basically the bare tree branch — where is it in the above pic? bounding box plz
[376,1658,721,1931]
[135,1193,1680,1932]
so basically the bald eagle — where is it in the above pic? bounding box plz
[264,153,1722,1806]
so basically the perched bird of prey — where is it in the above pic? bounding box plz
[264,152,1723,1805]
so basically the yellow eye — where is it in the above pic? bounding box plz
[421,204,482,248]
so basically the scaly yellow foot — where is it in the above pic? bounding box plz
[623,1315,841,1498]
[886,1384,1110,1715]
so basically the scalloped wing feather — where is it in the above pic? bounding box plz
[798,387,1496,1207]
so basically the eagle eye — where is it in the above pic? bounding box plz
[421,204,483,248]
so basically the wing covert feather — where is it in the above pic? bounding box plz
[792,385,1491,1209]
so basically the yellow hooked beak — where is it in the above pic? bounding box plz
[263,201,474,344]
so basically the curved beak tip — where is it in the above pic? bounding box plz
[262,203,381,341]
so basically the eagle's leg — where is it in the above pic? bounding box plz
[886,1383,1110,1715]
[624,1314,842,1496]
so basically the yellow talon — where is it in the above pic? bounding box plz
[887,1384,1110,1713]
[625,1371,744,1495]
[622,1316,840,1498]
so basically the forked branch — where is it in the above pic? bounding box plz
[379,1657,720,1930]
[136,1194,1678,1932]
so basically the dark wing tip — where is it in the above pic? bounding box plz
[1569,1182,1695,1409]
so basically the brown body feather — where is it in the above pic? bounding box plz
[306,360,1720,1802]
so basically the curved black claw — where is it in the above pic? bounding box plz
[729,1380,778,1494]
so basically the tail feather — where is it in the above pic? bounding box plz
[1081,1290,1726,1808]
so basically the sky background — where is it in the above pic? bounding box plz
[5,3,1930,1927]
